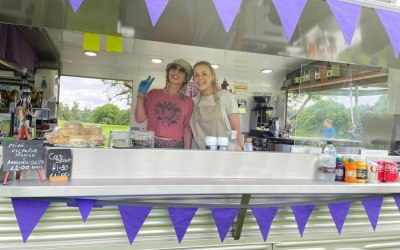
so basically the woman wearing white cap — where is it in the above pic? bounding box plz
[135,59,194,148]
[189,61,243,149]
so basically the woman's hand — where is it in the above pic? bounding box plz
[138,76,155,94]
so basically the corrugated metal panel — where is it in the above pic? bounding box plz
[0,195,399,249]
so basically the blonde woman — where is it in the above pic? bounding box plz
[189,61,243,149]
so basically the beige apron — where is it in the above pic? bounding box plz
[190,93,228,149]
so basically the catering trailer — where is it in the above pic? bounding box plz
[1,0,400,249]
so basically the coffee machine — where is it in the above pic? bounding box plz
[250,95,279,137]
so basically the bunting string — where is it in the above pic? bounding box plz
[9,194,399,244]
[25,193,394,209]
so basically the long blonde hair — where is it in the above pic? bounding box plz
[193,61,220,91]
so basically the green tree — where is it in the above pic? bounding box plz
[115,109,131,126]
[295,100,351,138]
[80,107,93,122]
[58,103,72,121]
[91,104,121,124]
[372,95,388,114]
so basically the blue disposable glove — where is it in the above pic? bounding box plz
[138,76,155,94]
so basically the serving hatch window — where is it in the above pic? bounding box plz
[285,63,392,150]
[58,76,132,141]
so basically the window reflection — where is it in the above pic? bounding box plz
[286,63,394,153]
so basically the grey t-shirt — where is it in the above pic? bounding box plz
[192,90,239,132]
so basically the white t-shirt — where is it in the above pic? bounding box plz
[192,90,239,131]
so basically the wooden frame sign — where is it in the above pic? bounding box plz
[2,140,45,184]
[3,140,44,172]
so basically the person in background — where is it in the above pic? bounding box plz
[323,119,336,139]
[189,61,243,149]
[135,59,194,149]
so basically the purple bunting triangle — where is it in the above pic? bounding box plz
[291,204,315,237]
[251,207,279,241]
[376,9,400,58]
[168,207,198,243]
[272,0,307,42]
[213,0,242,32]
[211,208,239,242]
[393,194,400,211]
[327,0,361,46]
[328,201,351,234]
[118,206,152,245]
[12,198,50,243]
[68,0,84,13]
[76,199,96,222]
[361,197,383,231]
[145,0,169,26]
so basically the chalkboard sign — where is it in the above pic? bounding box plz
[2,140,45,171]
[45,148,72,179]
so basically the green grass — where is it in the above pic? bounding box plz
[59,120,130,147]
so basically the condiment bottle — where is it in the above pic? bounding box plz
[335,156,344,182]
[355,156,367,183]
[344,158,357,183]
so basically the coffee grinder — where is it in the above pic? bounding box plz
[250,95,273,133]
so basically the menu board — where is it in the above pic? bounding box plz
[2,140,45,172]
[45,148,72,179]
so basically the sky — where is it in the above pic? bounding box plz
[59,76,131,110]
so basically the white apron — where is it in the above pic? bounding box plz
[190,94,228,149]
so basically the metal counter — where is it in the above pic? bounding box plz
[1,148,399,198]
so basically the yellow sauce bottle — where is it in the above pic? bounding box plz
[355,156,368,183]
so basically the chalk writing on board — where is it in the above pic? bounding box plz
[3,140,44,172]
[45,149,72,179]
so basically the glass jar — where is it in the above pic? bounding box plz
[130,130,154,148]
[108,131,130,148]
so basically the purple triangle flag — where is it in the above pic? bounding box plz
[213,0,242,32]
[69,0,84,13]
[168,207,198,243]
[211,208,239,242]
[361,197,383,231]
[272,0,307,42]
[328,201,351,234]
[393,194,400,211]
[76,199,96,222]
[12,198,50,243]
[251,207,279,241]
[118,206,152,245]
[291,204,315,237]
[376,9,400,58]
[145,0,169,26]
[327,0,361,46]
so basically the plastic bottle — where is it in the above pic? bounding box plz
[228,130,239,151]
[335,155,344,182]
[344,158,357,183]
[244,137,253,151]
[355,156,367,183]
[321,141,336,182]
